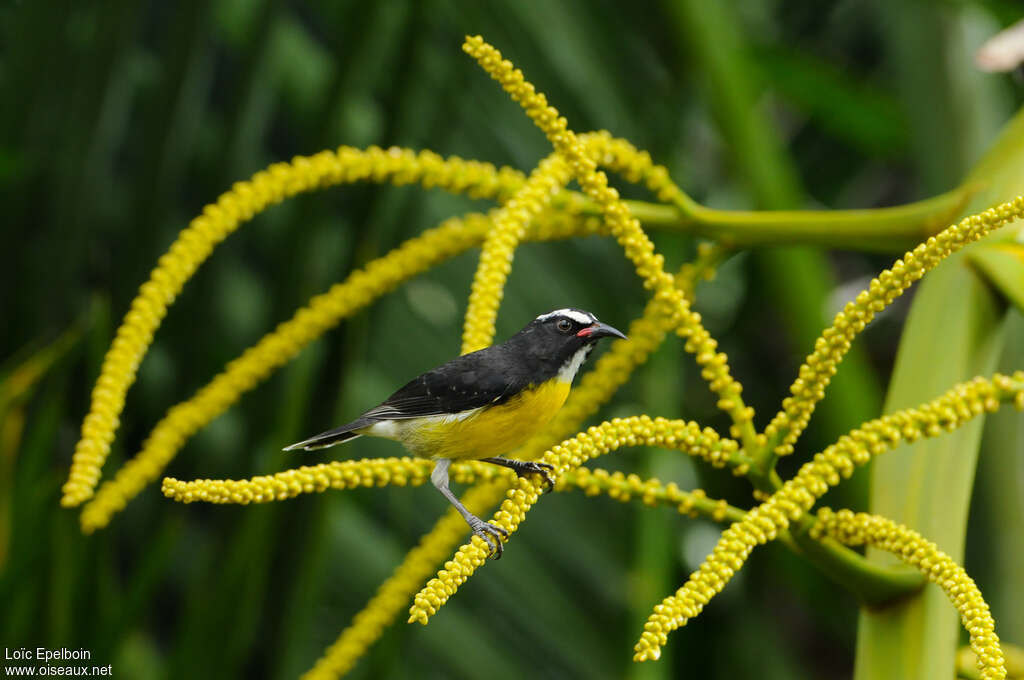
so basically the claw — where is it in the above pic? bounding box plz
[480,457,557,494]
[520,461,555,493]
[469,518,509,560]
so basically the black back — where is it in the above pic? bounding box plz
[362,309,599,420]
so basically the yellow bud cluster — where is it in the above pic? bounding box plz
[813,509,1006,680]
[529,205,607,242]
[62,145,531,510]
[159,457,523,506]
[766,197,1024,456]
[462,153,572,352]
[301,482,508,680]
[634,372,1024,661]
[162,457,438,504]
[408,415,738,625]
[462,36,752,439]
[559,468,746,525]
[958,645,1024,680]
[579,131,690,207]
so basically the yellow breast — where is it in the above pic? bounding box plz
[397,379,571,461]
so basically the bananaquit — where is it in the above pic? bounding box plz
[285,308,626,557]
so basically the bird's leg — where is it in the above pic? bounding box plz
[480,457,555,493]
[431,458,508,559]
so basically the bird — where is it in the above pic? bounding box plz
[284,308,627,558]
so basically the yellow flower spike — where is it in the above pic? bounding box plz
[62,145,533,509]
[160,458,527,506]
[408,416,738,625]
[462,36,754,442]
[764,197,1024,457]
[634,372,1024,661]
[556,469,764,531]
[163,458,433,504]
[813,509,1006,680]
[462,152,572,353]
[576,131,690,208]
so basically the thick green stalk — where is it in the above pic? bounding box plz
[575,188,973,253]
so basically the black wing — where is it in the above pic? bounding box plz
[361,346,529,419]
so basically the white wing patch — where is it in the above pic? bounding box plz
[365,408,483,441]
[536,308,594,325]
[365,420,401,439]
[428,408,483,424]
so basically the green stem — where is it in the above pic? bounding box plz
[788,515,926,607]
[740,456,923,603]
[746,465,784,496]
[750,430,785,484]
[675,185,974,251]
[560,184,975,253]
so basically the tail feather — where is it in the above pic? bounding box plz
[283,418,376,451]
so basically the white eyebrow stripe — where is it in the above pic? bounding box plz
[535,308,594,325]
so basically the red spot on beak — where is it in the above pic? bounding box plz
[576,326,595,337]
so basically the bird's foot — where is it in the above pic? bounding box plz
[511,461,556,493]
[468,517,509,560]
[481,457,556,493]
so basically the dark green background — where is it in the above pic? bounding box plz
[2,1,1022,678]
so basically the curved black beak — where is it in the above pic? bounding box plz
[577,321,628,341]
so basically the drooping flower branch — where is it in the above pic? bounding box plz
[634,372,1024,662]
[813,509,1006,680]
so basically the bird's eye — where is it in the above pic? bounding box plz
[556,318,572,333]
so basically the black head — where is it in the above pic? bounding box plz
[508,308,627,382]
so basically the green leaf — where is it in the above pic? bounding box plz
[969,241,1024,313]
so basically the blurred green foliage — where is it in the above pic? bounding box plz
[1,1,1022,678]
